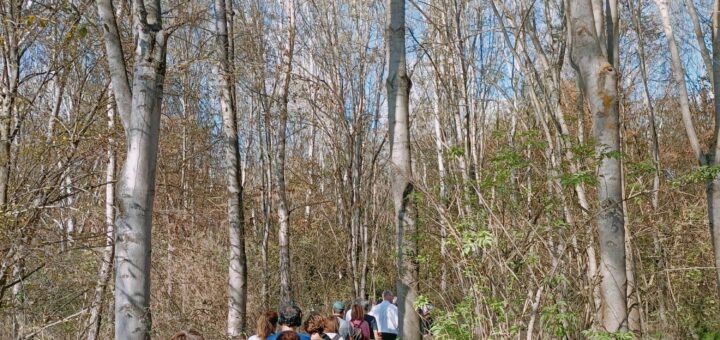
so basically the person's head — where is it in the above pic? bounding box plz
[421,303,433,316]
[303,311,325,335]
[331,301,345,315]
[170,330,204,340]
[278,330,300,340]
[351,302,365,321]
[361,299,371,312]
[382,290,394,302]
[256,311,279,338]
[324,315,339,333]
[279,302,304,328]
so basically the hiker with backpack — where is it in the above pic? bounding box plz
[349,302,371,340]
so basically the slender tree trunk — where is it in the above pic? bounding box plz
[4,13,23,335]
[569,0,627,331]
[604,0,641,332]
[260,103,271,308]
[433,101,448,292]
[655,0,720,297]
[387,0,420,338]
[215,0,248,335]
[686,0,714,84]
[0,2,19,211]
[304,121,316,226]
[277,0,296,303]
[711,0,720,298]
[87,88,116,340]
[630,0,667,325]
[98,0,168,338]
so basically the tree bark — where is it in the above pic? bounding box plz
[98,0,168,338]
[569,0,627,331]
[0,0,20,211]
[277,0,296,304]
[685,0,714,84]
[87,88,116,340]
[215,0,248,336]
[387,0,421,339]
[711,0,720,298]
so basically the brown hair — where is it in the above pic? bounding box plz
[278,331,300,340]
[303,311,325,334]
[351,303,365,321]
[170,330,204,340]
[256,311,279,339]
[324,315,339,333]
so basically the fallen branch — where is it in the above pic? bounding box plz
[22,308,88,339]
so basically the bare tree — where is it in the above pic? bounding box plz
[215,0,248,335]
[277,0,296,303]
[387,0,420,338]
[569,0,627,331]
[86,87,116,340]
[97,0,169,337]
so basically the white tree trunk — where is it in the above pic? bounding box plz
[2,4,21,337]
[277,0,296,303]
[87,88,116,340]
[215,0,248,336]
[569,0,627,331]
[98,0,168,338]
[387,0,421,338]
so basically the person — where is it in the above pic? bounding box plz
[324,315,343,340]
[304,311,332,340]
[419,303,433,337]
[267,303,311,340]
[332,300,351,339]
[369,290,398,340]
[170,330,204,340]
[349,302,371,340]
[249,311,280,340]
[361,300,380,340]
[278,331,301,340]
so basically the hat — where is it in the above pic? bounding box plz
[332,301,345,311]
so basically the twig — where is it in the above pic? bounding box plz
[22,308,88,339]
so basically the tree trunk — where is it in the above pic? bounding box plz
[655,0,720,298]
[277,0,296,304]
[98,0,168,338]
[0,2,19,211]
[686,0,714,84]
[569,0,627,331]
[215,0,248,336]
[260,102,272,308]
[433,104,448,292]
[710,0,720,299]
[87,88,116,340]
[2,13,21,334]
[387,0,421,339]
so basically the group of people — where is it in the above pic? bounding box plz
[171,290,423,340]
[248,290,400,340]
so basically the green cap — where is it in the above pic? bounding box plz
[332,301,345,311]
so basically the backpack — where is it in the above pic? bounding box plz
[350,320,369,340]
